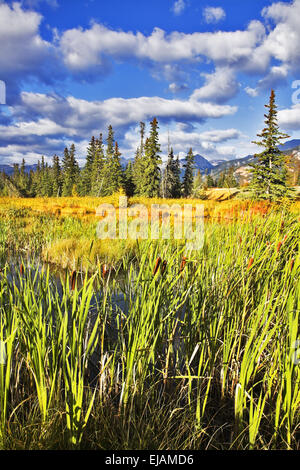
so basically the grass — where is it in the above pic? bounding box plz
[0,196,299,449]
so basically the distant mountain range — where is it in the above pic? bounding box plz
[1,139,300,181]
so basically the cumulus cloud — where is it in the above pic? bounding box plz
[169,82,189,94]
[278,104,300,130]
[261,0,300,70]
[191,67,239,104]
[0,2,61,102]
[59,21,267,71]
[172,0,186,16]
[123,123,242,161]
[245,87,259,97]
[203,6,226,24]
[16,91,237,129]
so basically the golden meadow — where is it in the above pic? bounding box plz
[0,193,299,449]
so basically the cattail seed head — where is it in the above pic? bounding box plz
[161,260,167,275]
[180,257,187,273]
[20,263,24,275]
[102,264,109,278]
[290,258,295,272]
[153,257,162,276]
[71,270,76,290]
[247,257,254,270]
[277,241,282,253]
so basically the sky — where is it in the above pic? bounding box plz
[1,0,300,166]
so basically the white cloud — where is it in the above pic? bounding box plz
[203,6,226,24]
[0,2,60,101]
[172,0,186,15]
[59,21,266,70]
[123,124,242,161]
[261,0,300,70]
[278,104,300,130]
[245,87,259,97]
[0,90,237,162]
[169,82,188,93]
[16,91,237,130]
[191,67,239,103]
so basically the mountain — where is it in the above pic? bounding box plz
[279,139,300,151]
[0,164,38,175]
[210,139,300,184]
[191,154,214,171]
[210,159,227,167]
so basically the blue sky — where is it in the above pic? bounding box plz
[0,0,300,165]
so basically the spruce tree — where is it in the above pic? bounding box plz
[52,155,62,197]
[99,126,117,196]
[249,89,291,201]
[91,134,105,196]
[192,169,202,196]
[112,141,124,192]
[162,147,180,198]
[62,145,79,196]
[141,118,162,197]
[139,121,145,157]
[173,155,182,198]
[80,136,96,196]
[124,161,136,197]
[183,148,195,197]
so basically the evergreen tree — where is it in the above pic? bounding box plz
[162,147,181,198]
[141,118,162,197]
[52,155,62,197]
[173,155,182,198]
[80,136,96,196]
[98,126,118,196]
[124,161,136,197]
[183,148,195,197]
[112,141,124,192]
[192,169,202,196]
[106,125,114,158]
[91,133,105,196]
[225,167,238,188]
[133,147,143,195]
[139,121,145,157]
[249,89,291,201]
[62,145,79,196]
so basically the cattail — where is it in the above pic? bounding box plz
[180,257,187,273]
[290,258,295,272]
[247,257,254,270]
[254,226,258,236]
[280,221,285,233]
[20,263,24,275]
[71,270,76,290]
[283,234,288,243]
[102,264,109,278]
[153,257,161,276]
[277,241,282,253]
[161,260,167,275]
